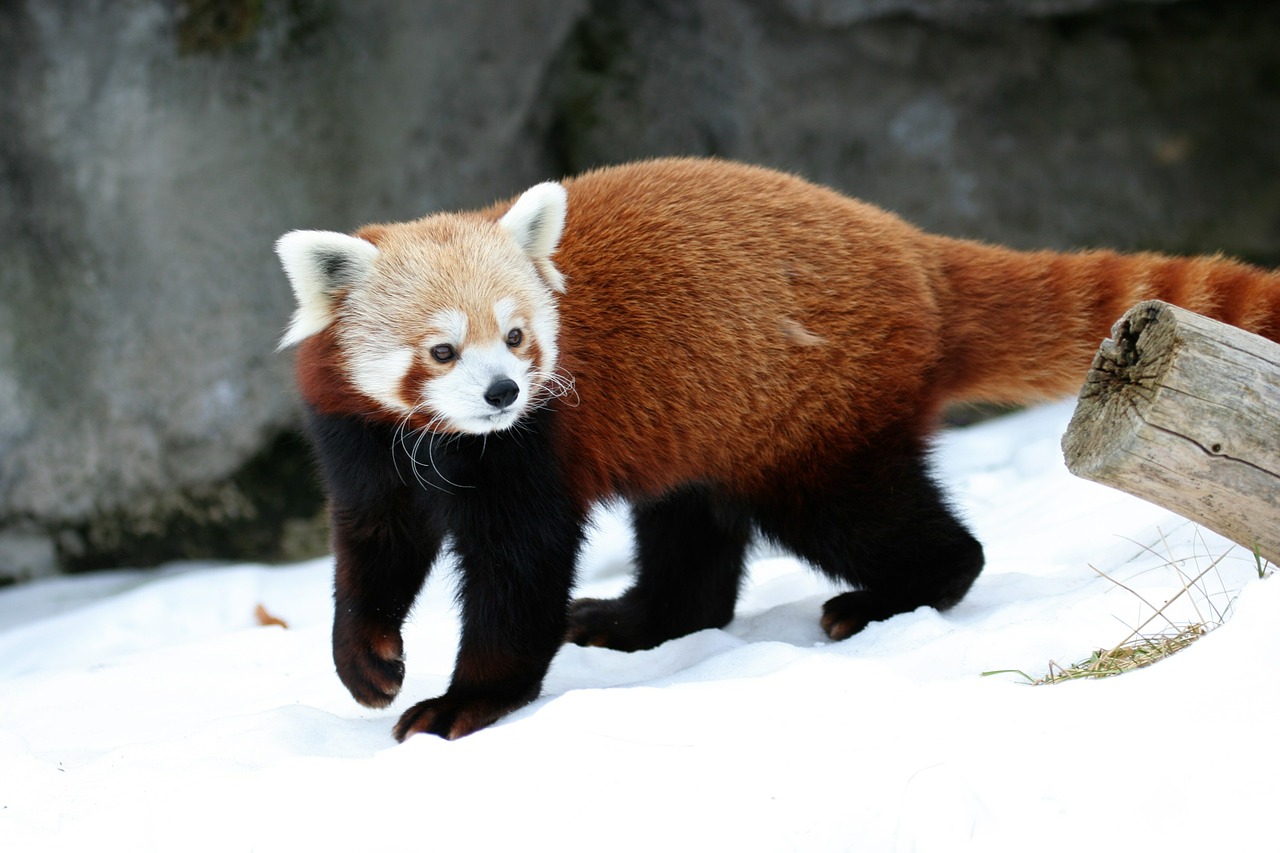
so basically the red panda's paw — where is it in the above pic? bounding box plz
[332,617,405,709]
[564,597,620,648]
[820,591,901,641]
[564,597,656,652]
[393,688,538,741]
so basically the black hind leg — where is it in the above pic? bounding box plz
[756,453,983,640]
[567,486,753,651]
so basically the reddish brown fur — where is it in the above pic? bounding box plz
[296,329,367,417]
[509,161,947,505]
[932,240,1280,404]
[299,158,1280,509]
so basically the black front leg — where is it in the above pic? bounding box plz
[393,491,583,740]
[306,409,443,709]
[330,500,441,708]
[393,417,585,741]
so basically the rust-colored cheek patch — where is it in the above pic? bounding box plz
[296,330,358,413]
[398,354,433,409]
[526,339,544,376]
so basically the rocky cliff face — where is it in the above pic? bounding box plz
[2,0,1277,580]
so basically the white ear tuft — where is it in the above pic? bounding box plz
[499,181,568,274]
[275,230,379,349]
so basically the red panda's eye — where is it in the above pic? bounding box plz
[430,344,456,364]
[506,329,523,348]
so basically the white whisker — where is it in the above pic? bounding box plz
[423,411,475,492]
[391,414,414,487]
[529,366,579,411]
[387,402,477,494]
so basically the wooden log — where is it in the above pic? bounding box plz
[1061,300,1280,566]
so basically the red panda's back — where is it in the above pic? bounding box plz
[536,158,947,505]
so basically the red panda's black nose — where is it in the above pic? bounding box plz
[484,378,519,410]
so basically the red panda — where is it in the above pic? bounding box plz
[276,157,1280,741]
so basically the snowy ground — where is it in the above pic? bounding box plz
[1,400,1275,852]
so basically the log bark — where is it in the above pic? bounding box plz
[1062,300,1280,566]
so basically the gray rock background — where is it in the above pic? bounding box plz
[2,0,1278,581]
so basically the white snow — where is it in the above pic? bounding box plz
[1,400,1275,852]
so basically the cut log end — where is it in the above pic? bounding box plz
[1062,301,1280,566]
[1062,301,1175,478]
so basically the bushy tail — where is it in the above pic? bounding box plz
[929,235,1280,406]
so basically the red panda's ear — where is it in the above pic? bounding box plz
[499,182,568,293]
[274,230,379,349]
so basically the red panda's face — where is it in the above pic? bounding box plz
[276,182,571,435]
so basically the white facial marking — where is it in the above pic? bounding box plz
[428,308,468,348]
[347,345,414,412]
[423,300,536,434]
[494,297,521,334]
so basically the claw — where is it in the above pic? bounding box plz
[393,690,536,741]
[334,617,406,708]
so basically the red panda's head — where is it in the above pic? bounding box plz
[275,182,570,435]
